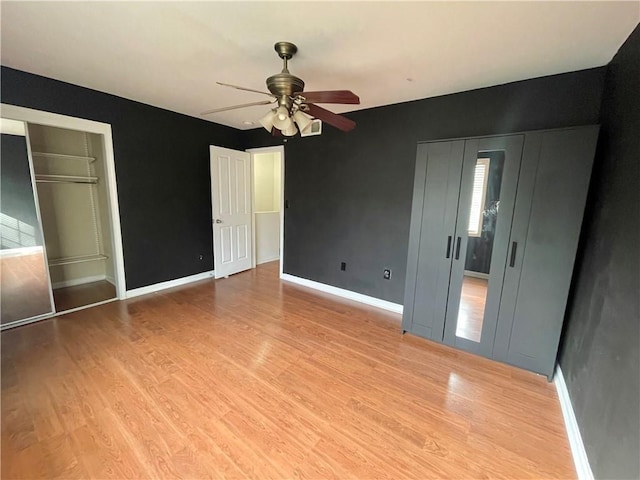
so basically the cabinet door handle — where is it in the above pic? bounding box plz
[454,236,462,260]
[509,241,518,267]
[445,236,452,259]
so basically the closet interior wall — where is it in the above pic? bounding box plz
[28,124,115,293]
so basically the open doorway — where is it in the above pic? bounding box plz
[248,146,284,276]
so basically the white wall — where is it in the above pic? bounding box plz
[253,152,281,264]
[253,152,280,212]
[255,212,280,264]
[272,155,281,212]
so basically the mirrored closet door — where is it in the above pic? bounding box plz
[402,135,524,358]
[0,118,55,326]
[441,136,524,357]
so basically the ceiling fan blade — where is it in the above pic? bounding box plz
[305,103,356,132]
[271,128,282,137]
[216,82,275,97]
[295,90,360,105]
[200,100,274,116]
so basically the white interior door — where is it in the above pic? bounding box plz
[210,146,252,279]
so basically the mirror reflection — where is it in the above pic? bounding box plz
[455,152,505,342]
[1,118,53,325]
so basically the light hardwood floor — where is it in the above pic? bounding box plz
[1,262,574,479]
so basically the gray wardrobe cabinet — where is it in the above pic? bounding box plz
[402,126,599,379]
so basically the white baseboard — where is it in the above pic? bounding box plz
[280,273,403,315]
[52,274,106,289]
[126,271,215,299]
[257,255,280,265]
[554,366,593,480]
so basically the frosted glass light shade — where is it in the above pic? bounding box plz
[293,110,313,133]
[275,106,289,121]
[282,122,298,137]
[272,106,292,130]
[259,110,276,132]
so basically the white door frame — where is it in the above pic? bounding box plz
[1,104,127,300]
[246,145,285,278]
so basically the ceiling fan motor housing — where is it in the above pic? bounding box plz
[266,72,305,97]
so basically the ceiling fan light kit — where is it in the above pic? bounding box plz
[203,42,360,137]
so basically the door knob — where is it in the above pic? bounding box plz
[214,219,222,224]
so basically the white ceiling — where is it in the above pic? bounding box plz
[2,2,638,130]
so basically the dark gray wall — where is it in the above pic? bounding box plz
[245,68,605,303]
[1,66,245,289]
[559,25,640,480]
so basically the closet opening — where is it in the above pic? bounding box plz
[29,123,118,313]
[249,146,284,275]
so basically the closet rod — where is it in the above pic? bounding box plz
[36,179,98,185]
[31,152,96,163]
[48,253,108,267]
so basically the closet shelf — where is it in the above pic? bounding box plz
[32,152,96,163]
[48,254,108,267]
[36,174,98,185]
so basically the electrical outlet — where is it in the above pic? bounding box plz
[383,269,392,280]
[340,262,346,271]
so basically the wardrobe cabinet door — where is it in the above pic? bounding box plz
[442,135,524,357]
[402,140,464,340]
[494,126,599,377]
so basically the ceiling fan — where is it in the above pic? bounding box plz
[201,42,360,136]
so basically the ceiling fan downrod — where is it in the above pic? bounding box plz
[266,42,305,100]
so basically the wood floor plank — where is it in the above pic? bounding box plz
[1,261,575,479]
[70,411,150,479]
[2,433,86,479]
